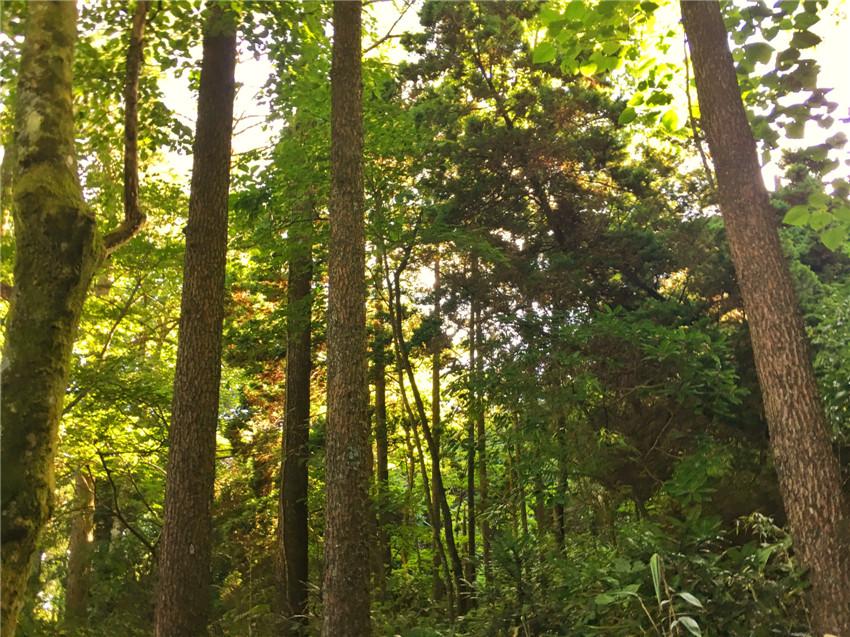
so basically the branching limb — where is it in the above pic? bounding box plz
[104,1,152,254]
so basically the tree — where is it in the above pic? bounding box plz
[1,2,148,632]
[322,1,372,634]
[153,4,237,636]
[279,196,314,629]
[680,2,850,634]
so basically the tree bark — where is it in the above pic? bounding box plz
[681,3,850,634]
[280,200,314,630]
[65,470,95,628]
[1,5,99,633]
[154,5,237,636]
[322,2,371,635]
[1,3,149,632]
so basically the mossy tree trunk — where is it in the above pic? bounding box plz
[1,3,149,633]
[681,2,850,634]
[153,4,237,636]
[0,4,100,633]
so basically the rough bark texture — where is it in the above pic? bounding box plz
[0,5,100,634]
[280,201,313,629]
[65,470,95,628]
[1,4,149,632]
[681,3,850,635]
[322,2,371,635]
[154,5,237,636]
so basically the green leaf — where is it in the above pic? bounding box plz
[602,40,621,55]
[661,109,680,132]
[594,592,617,605]
[744,42,774,65]
[564,1,586,21]
[809,210,832,230]
[540,4,561,26]
[790,30,822,49]
[579,61,598,76]
[675,616,703,637]
[677,592,704,608]
[533,42,557,64]
[783,205,810,226]
[650,553,662,604]
[808,191,829,208]
[820,225,847,250]
[640,1,659,12]
[785,121,805,138]
[833,205,850,223]
[618,107,638,125]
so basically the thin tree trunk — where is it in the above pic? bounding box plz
[373,313,392,592]
[386,268,468,611]
[393,333,453,614]
[472,258,492,586]
[681,3,850,634]
[154,5,237,636]
[322,2,371,634]
[65,470,95,628]
[466,289,477,590]
[280,199,314,630]
[430,254,447,603]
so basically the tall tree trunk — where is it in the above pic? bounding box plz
[0,7,96,632]
[466,287,477,591]
[1,3,148,632]
[280,200,314,630]
[65,470,95,628]
[430,254,447,603]
[322,2,371,635]
[681,3,850,634]
[373,314,392,592]
[386,269,468,611]
[471,259,491,586]
[154,5,237,636]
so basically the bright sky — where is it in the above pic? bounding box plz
[155,0,848,189]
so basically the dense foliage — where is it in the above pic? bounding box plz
[1,0,848,636]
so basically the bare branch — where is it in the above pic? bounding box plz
[364,0,415,55]
[104,1,151,254]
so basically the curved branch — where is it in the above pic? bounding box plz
[104,1,151,254]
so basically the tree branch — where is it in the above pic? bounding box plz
[96,450,159,557]
[104,1,151,254]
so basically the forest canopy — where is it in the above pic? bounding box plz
[0,1,849,636]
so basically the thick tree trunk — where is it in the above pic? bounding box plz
[280,200,314,630]
[65,470,95,628]
[0,5,100,633]
[154,5,237,636]
[322,2,371,635]
[681,3,850,634]
[1,4,148,632]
